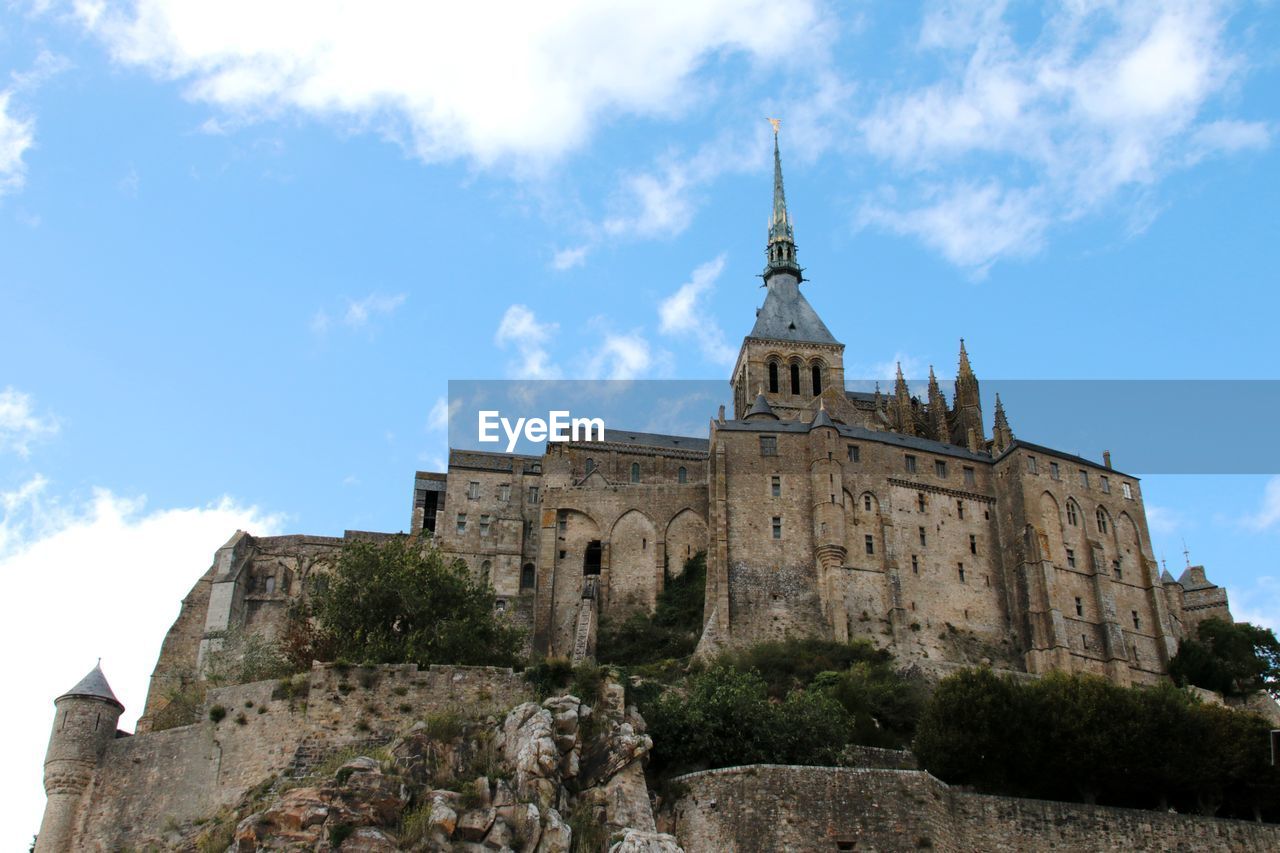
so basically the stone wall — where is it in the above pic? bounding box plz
[68,663,534,851]
[671,765,1280,853]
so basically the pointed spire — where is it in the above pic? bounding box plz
[58,662,124,709]
[991,392,1014,454]
[927,365,949,443]
[746,391,779,420]
[763,120,801,283]
[993,393,1010,431]
[958,338,973,377]
[810,398,836,431]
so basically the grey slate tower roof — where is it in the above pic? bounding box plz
[809,400,836,431]
[58,662,124,709]
[1161,568,1176,584]
[749,278,838,344]
[745,393,780,420]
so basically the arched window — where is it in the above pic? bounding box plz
[768,361,779,393]
[585,458,595,475]
[263,575,276,594]
[630,462,640,483]
[1096,508,1108,534]
[1066,500,1079,526]
[790,362,801,394]
[811,364,822,395]
[520,563,535,590]
[863,494,872,511]
[678,466,687,484]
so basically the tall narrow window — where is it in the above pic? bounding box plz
[863,494,872,511]
[456,513,467,534]
[919,526,927,546]
[911,555,919,574]
[1079,469,1090,488]
[678,466,687,484]
[865,534,875,555]
[772,517,782,539]
[630,462,640,483]
[468,481,480,500]
[1050,462,1060,481]
[1066,500,1079,526]
[847,444,860,462]
[917,493,926,512]
[935,459,947,478]
[584,458,595,475]
[1122,482,1133,499]
[1075,597,1083,616]
[957,500,965,519]
[964,466,976,487]
[1066,548,1076,568]
[811,364,823,395]
[1132,611,1141,630]
[1114,559,1123,581]
[957,563,965,583]
[520,563,535,590]
[969,534,977,554]
[790,362,801,394]
[771,475,781,497]
[1096,508,1108,533]
[760,435,778,456]
[905,454,917,473]
[1027,455,1038,474]
[1100,476,1110,494]
[499,483,511,502]
[768,361,779,393]
[480,514,491,537]
[528,486,540,504]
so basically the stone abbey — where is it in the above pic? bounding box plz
[35,131,1247,851]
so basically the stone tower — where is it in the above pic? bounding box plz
[37,663,124,853]
[731,126,845,421]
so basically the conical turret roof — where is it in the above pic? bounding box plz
[58,662,124,709]
[745,392,779,420]
[809,400,836,431]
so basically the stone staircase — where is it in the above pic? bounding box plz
[571,577,599,664]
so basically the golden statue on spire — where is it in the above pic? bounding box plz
[767,117,781,134]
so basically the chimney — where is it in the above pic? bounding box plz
[1103,451,1112,469]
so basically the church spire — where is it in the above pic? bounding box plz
[764,119,801,283]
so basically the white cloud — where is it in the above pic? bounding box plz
[0,387,59,458]
[0,90,35,197]
[495,304,560,379]
[426,396,459,433]
[1144,504,1185,537]
[73,0,820,168]
[309,309,331,336]
[858,1,1266,271]
[0,476,282,851]
[587,331,652,381]
[604,164,697,239]
[1242,476,1280,532]
[658,254,735,365]
[551,245,589,271]
[1229,575,1280,632]
[343,292,405,328]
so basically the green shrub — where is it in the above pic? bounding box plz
[716,636,889,698]
[597,553,706,665]
[208,705,227,724]
[524,658,575,698]
[422,710,465,741]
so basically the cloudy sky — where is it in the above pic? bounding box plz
[2,1,1279,845]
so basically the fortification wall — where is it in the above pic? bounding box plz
[672,765,1280,853]
[69,663,533,851]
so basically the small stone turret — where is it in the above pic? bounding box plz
[37,664,125,853]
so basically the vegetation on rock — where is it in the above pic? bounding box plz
[1169,617,1280,699]
[596,553,706,665]
[914,668,1280,821]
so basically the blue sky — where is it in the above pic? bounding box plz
[2,1,1279,845]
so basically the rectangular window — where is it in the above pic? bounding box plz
[1075,597,1083,617]
[499,483,511,502]
[771,516,782,540]
[917,492,926,512]
[479,514,491,537]
[957,563,965,583]
[1066,548,1076,568]
[864,534,874,555]
[1122,482,1133,499]
[957,499,965,519]
[1113,559,1123,580]
[525,520,535,540]
[905,454,917,473]
[969,534,977,554]
[1027,455,1038,474]
[847,444,860,462]
[558,516,567,533]
[760,435,778,456]
[919,526,927,547]
[528,486,540,504]
[1132,611,1141,630]
[963,466,976,487]
[1100,476,1110,494]
[456,513,467,534]
[771,475,781,497]
[911,554,919,574]
[1079,469,1089,488]
[468,481,481,500]
[1050,462,1060,480]
[935,459,947,478]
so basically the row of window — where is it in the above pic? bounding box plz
[1064,548,1126,580]
[1062,499,1113,535]
[584,458,688,484]
[767,359,825,396]
[467,481,539,504]
[1072,597,1143,630]
[1026,455,1133,499]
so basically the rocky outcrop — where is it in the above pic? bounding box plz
[198,680,681,852]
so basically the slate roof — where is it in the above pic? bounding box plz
[601,429,710,452]
[718,418,991,462]
[748,277,838,345]
[59,663,124,709]
[746,394,779,419]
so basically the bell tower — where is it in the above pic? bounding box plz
[731,121,845,421]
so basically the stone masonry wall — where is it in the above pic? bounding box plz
[672,765,1280,853]
[70,663,533,851]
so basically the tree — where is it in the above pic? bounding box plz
[308,536,523,668]
[1170,618,1280,698]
